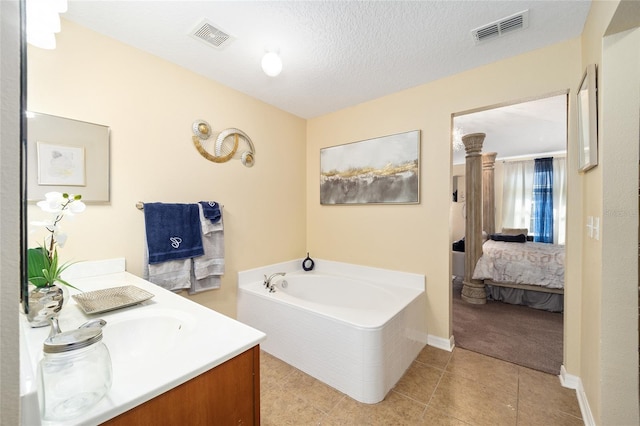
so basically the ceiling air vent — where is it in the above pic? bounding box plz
[190,19,234,49]
[471,9,529,44]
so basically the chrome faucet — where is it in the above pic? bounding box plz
[263,272,286,293]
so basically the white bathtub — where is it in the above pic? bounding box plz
[237,259,427,404]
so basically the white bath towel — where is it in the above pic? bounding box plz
[188,272,221,295]
[189,204,225,294]
[145,257,192,292]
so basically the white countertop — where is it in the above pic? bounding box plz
[20,258,266,426]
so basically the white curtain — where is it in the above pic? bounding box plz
[501,160,534,231]
[552,157,567,245]
[501,157,567,245]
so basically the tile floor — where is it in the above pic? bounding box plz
[260,346,583,425]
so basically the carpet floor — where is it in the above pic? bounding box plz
[452,278,563,375]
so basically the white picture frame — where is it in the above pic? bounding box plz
[577,64,598,173]
[37,142,86,186]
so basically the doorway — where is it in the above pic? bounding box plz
[450,93,568,374]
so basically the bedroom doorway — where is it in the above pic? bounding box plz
[450,93,568,374]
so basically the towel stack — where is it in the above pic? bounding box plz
[143,201,224,294]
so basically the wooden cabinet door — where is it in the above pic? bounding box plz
[102,346,260,426]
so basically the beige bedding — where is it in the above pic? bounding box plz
[472,240,565,289]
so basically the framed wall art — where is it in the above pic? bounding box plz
[37,142,86,186]
[27,112,110,202]
[320,130,420,205]
[577,64,598,173]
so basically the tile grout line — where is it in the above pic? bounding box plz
[316,392,347,419]
[328,393,347,413]
[417,350,475,425]
[418,349,454,418]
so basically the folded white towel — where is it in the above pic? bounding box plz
[188,274,221,295]
[147,258,192,292]
[193,204,225,281]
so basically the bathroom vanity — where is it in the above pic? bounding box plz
[20,258,266,426]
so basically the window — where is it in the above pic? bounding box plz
[502,157,566,244]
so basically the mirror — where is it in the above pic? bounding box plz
[577,64,598,172]
[26,112,110,203]
[22,112,110,314]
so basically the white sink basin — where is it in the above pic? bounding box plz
[102,309,196,364]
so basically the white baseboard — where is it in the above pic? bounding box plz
[428,334,455,352]
[560,365,594,426]
[559,365,580,389]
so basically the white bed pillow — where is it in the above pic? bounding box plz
[501,227,528,236]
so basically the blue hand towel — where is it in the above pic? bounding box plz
[144,203,204,264]
[199,201,221,223]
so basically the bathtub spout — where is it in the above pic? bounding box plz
[264,272,286,292]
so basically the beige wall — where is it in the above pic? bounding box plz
[575,3,611,420]
[307,40,581,342]
[600,26,640,425]
[27,19,307,318]
[577,1,640,424]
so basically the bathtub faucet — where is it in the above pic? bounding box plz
[264,272,286,293]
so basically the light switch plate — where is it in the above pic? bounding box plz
[586,216,593,238]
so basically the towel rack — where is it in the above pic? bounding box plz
[136,201,223,210]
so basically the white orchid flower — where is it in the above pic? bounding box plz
[54,232,68,247]
[37,192,86,215]
[37,191,65,213]
[31,192,84,254]
[68,198,86,214]
[36,199,60,214]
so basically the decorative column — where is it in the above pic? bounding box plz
[462,133,486,305]
[482,152,497,236]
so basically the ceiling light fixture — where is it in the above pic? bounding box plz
[261,51,282,77]
[26,0,67,49]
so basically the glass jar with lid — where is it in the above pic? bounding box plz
[37,323,112,421]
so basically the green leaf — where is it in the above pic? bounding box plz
[27,248,49,287]
[55,277,81,291]
[27,246,80,290]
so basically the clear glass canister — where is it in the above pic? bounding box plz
[38,326,113,421]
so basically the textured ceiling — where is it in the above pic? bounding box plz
[452,94,568,164]
[63,0,590,120]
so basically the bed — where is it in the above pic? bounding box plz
[457,133,565,312]
[472,239,564,312]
